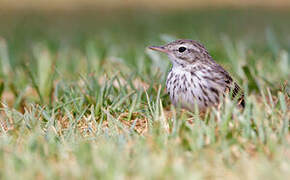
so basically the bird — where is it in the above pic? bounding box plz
[148,39,244,111]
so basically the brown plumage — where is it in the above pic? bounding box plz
[149,39,244,111]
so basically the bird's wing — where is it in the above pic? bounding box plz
[212,63,245,108]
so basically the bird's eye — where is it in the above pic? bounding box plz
[178,46,186,53]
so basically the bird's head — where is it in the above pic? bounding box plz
[149,39,212,67]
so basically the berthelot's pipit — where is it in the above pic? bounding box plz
[149,39,244,111]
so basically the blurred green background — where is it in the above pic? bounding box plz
[1,8,290,67]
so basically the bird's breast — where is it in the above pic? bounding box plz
[166,67,222,110]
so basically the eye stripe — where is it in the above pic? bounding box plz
[189,45,200,52]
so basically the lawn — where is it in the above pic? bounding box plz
[0,8,289,179]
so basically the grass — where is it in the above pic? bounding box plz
[0,9,289,179]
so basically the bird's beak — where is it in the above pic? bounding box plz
[148,46,169,53]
